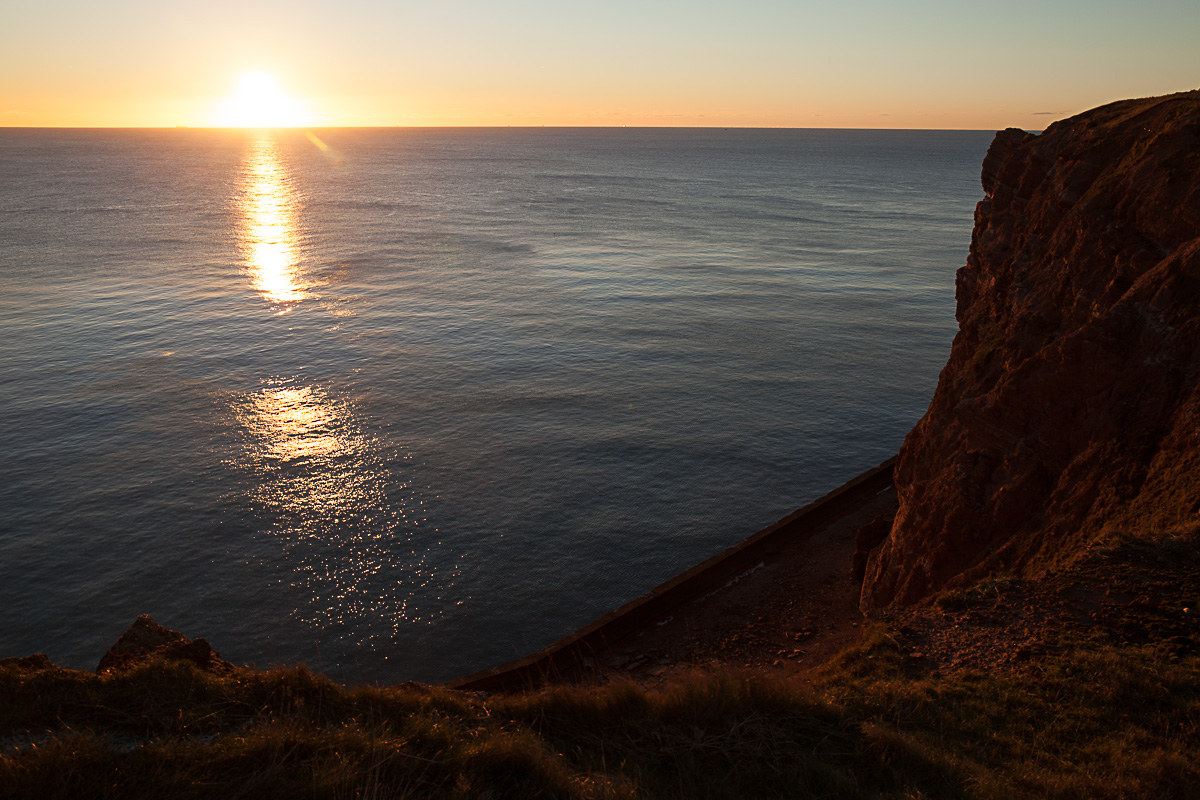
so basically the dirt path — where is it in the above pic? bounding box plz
[447,460,897,692]
[583,487,897,683]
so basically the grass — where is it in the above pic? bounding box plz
[5,524,1199,798]
[817,626,1199,799]
[3,623,1198,799]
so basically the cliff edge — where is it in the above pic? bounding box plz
[862,90,1200,608]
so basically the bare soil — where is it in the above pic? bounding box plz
[558,496,1200,688]
[569,486,898,684]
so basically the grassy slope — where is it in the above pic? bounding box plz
[3,524,1198,799]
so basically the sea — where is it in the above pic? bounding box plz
[0,127,993,683]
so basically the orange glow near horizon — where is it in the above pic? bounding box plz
[213,72,314,128]
[3,2,1196,131]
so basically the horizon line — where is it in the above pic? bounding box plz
[0,124,1022,132]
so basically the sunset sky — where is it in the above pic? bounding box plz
[3,0,1197,129]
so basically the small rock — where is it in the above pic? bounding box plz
[398,681,434,694]
[97,615,235,675]
[0,653,57,671]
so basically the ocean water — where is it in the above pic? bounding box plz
[0,127,992,683]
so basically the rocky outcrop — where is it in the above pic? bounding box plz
[852,512,895,583]
[0,653,58,672]
[862,90,1200,608]
[96,615,235,675]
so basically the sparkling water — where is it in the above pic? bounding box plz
[0,127,991,682]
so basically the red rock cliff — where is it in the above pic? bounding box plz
[862,90,1200,609]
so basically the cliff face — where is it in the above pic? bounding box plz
[862,90,1200,608]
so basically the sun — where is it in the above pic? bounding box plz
[213,72,313,128]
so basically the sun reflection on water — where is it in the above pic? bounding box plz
[232,381,458,645]
[228,137,459,657]
[249,386,341,461]
[240,135,306,307]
